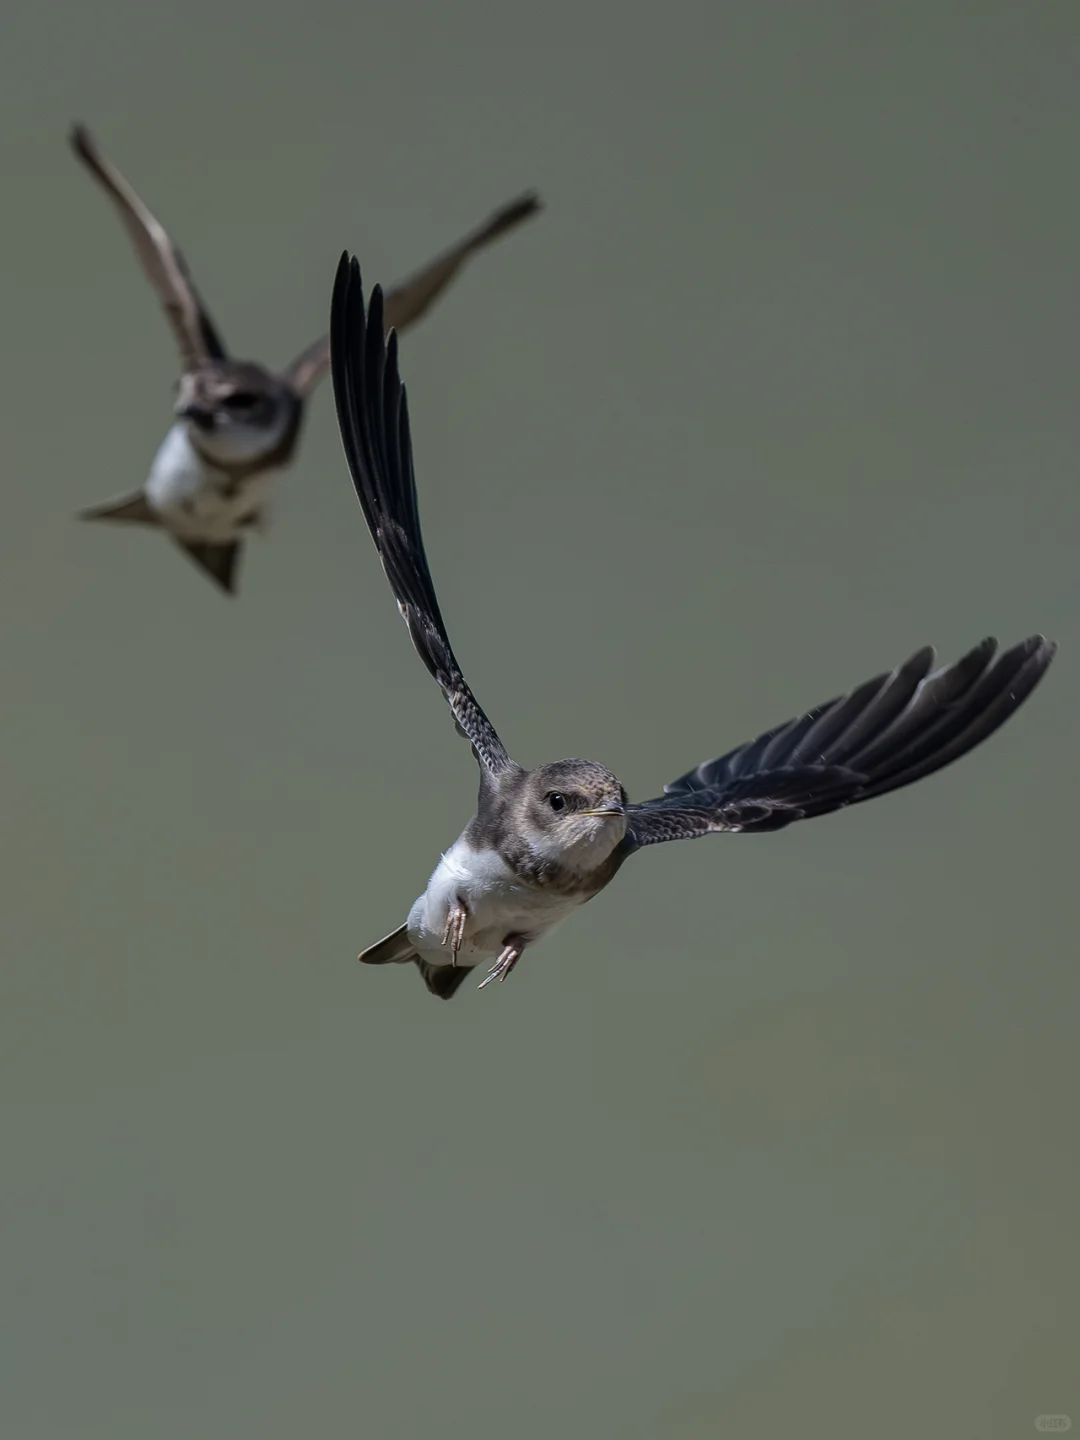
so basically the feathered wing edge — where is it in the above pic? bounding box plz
[381,190,542,333]
[69,122,227,367]
[625,635,1055,847]
[329,252,515,778]
[281,190,541,397]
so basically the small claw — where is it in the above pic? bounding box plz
[440,899,468,963]
[478,941,525,990]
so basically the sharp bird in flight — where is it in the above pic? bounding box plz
[329,253,1056,999]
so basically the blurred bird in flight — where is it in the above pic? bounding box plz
[72,123,541,594]
[330,253,1056,1000]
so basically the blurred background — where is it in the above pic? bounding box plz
[1,1,1078,1435]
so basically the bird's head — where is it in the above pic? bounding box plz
[518,759,628,872]
[175,362,297,464]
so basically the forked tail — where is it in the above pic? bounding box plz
[359,924,473,1000]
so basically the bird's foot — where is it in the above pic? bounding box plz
[440,898,469,964]
[477,938,526,990]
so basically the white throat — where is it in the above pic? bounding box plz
[526,818,625,875]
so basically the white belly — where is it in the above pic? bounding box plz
[144,424,276,542]
[407,836,584,966]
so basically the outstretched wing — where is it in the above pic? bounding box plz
[281,191,541,398]
[625,636,1055,848]
[382,190,541,332]
[70,123,227,368]
[279,332,331,398]
[329,252,516,779]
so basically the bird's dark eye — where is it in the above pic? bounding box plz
[547,792,567,813]
[223,391,259,411]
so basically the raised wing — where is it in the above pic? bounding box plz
[329,252,516,778]
[382,190,541,332]
[70,123,227,368]
[279,332,330,398]
[625,636,1055,848]
[281,191,541,398]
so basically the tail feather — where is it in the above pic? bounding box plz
[415,959,473,1000]
[359,925,475,999]
[359,924,417,966]
[171,537,241,595]
[80,490,160,525]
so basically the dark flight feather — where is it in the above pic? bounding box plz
[625,636,1056,847]
[330,253,516,778]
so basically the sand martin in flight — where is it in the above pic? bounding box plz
[329,254,1056,999]
[71,123,541,594]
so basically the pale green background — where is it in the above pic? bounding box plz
[1,1,1077,1436]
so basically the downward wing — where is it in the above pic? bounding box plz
[625,636,1055,848]
[283,191,541,398]
[329,252,516,779]
[70,123,227,368]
